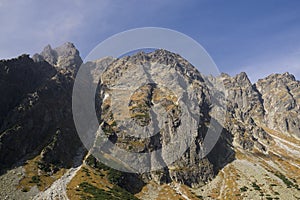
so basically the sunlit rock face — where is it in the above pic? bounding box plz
[94,50,234,187]
[1,43,300,200]
[255,72,300,137]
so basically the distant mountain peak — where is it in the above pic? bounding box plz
[33,42,82,75]
[235,71,252,85]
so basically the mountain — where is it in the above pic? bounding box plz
[0,43,300,200]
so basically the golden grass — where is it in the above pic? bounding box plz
[152,87,178,104]
[66,164,112,200]
[128,140,146,149]
[262,126,300,146]
[157,184,182,200]
[222,165,242,200]
[18,155,66,192]
[260,126,300,182]
[135,181,201,200]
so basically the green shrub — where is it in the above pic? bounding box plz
[82,167,91,176]
[196,195,203,199]
[86,155,110,171]
[274,172,294,188]
[79,182,139,200]
[259,192,264,196]
[107,169,123,185]
[36,161,51,172]
[85,155,125,185]
[251,182,261,191]
[240,186,248,192]
[30,176,40,184]
[79,182,111,199]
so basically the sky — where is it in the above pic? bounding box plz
[0,0,300,82]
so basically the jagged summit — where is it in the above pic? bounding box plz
[107,48,205,84]
[233,72,252,86]
[32,42,82,75]
[121,48,186,64]
[259,71,297,83]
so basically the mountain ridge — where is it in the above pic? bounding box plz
[0,42,300,200]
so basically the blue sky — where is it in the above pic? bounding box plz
[0,0,299,82]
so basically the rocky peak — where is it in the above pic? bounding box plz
[255,72,300,137]
[117,49,204,84]
[33,42,82,76]
[148,49,184,66]
[257,72,297,88]
[122,49,182,65]
[282,72,296,81]
[0,43,85,175]
[220,72,231,78]
[267,72,295,81]
[235,72,252,86]
[37,44,58,65]
[97,49,234,187]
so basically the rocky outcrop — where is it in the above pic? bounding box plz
[207,72,272,152]
[255,73,300,137]
[33,42,82,77]
[94,49,299,187]
[0,43,84,172]
[0,55,56,127]
[95,50,234,187]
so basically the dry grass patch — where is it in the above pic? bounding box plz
[222,165,242,199]
[262,126,300,146]
[18,155,66,192]
[66,164,112,200]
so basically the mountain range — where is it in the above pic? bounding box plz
[0,42,300,200]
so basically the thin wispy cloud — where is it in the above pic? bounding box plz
[0,0,172,58]
[0,0,299,81]
[239,52,300,83]
[0,0,110,58]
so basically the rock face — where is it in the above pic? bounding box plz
[0,54,56,128]
[0,43,84,172]
[33,42,82,76]
[255,73,300,137]
[94,49,299,187]
[0,43,300,199]
[95,50,234,187]
[208,72,273,152]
